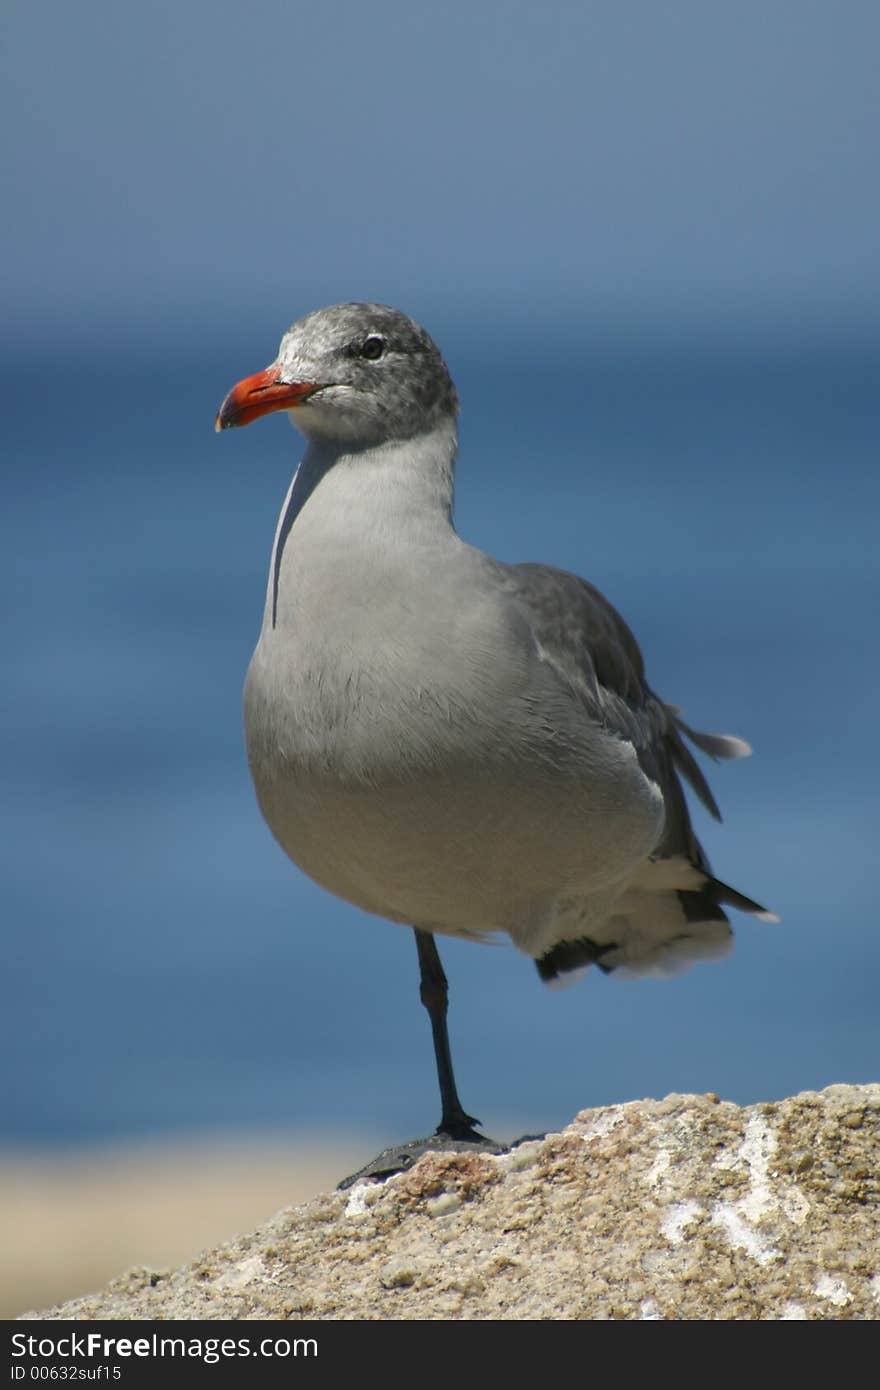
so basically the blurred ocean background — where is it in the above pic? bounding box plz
[2,0,877,1313]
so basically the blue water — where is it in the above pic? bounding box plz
[2,322,878,1148]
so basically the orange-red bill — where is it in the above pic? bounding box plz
[214,365,319,431]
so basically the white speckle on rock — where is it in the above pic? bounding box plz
[495,1141,542,1174]
[645,1149,672,1188]
[814,1274,852,1307]
[869,1274,880,1303]
[661,1200,703,1245]
[213,1255,267,1292]
[639,1298,664,1320]
[709,1113,814,1264]
[778,1301,809,1319]
[427,1192,461,1218]
[780,1186,811,1227]
[711,1205,780,1266]
[735,1115,778,1224]
[581,1110,623,1142]
[344,1183,374,1218]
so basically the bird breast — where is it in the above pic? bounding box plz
[241,591,665,938]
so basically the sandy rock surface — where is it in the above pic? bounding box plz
[29,1085,879,1320]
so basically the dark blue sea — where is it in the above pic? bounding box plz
[3,319,878,1149]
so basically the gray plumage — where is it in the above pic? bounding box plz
[222,302,774,997]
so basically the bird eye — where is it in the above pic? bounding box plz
[361,335,385,360]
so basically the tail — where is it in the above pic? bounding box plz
[535,708,777,985]
[535,868,777,983]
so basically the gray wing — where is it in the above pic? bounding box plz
[494,562,772,980]
[501,561,745,824]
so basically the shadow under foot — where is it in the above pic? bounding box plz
[337,1129,506,1190]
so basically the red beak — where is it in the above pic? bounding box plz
[214,364,319,431]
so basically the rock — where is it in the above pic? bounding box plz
[24,1085,879,1320]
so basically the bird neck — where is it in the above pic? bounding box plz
[263,417,459,630]
[298,415,457,530]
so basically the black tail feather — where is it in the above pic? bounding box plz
[666,719,722,821]
[712,875,779,921]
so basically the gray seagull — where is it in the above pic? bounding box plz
[215,302,775,1181]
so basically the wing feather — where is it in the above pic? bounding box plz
[485,561,773,982]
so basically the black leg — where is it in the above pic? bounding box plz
[336,928,502,1188]
[414,928,481,1138]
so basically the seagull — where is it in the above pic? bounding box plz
[215,302,775,1180]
